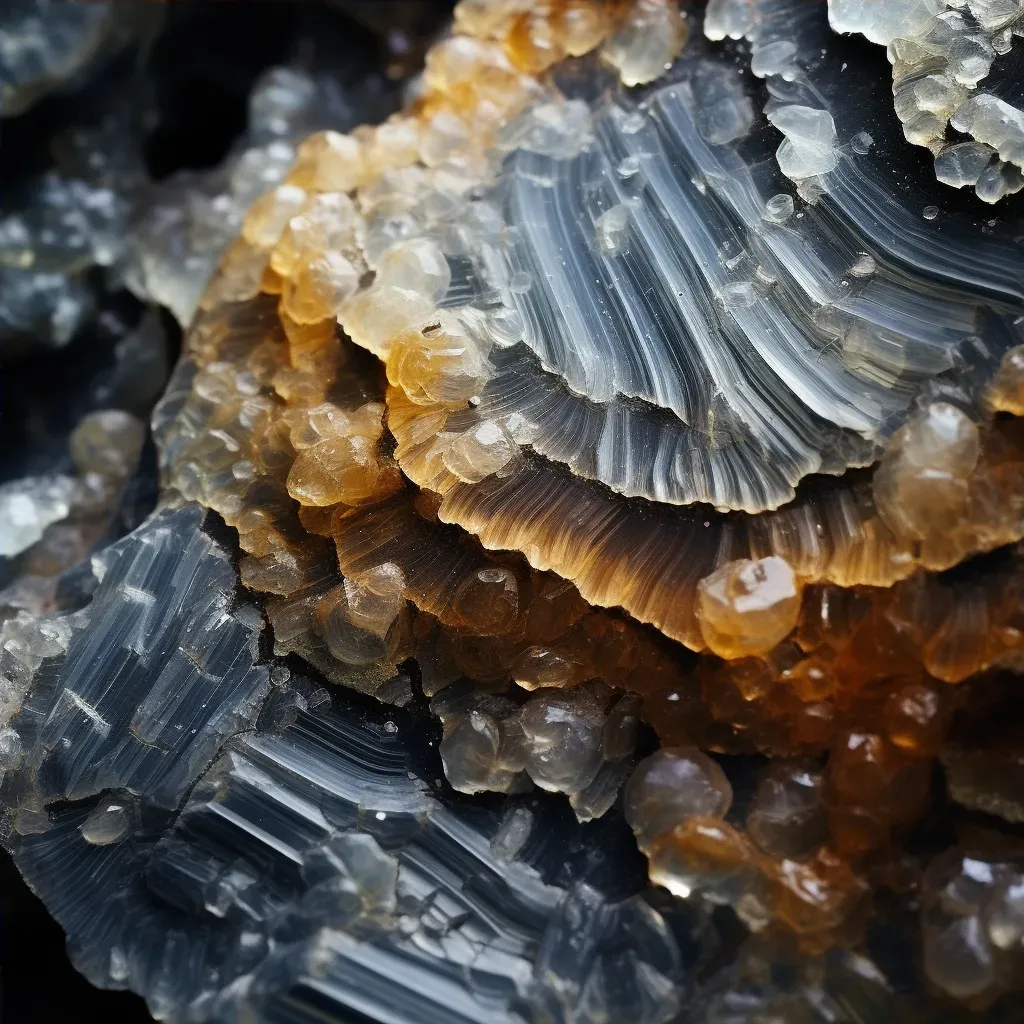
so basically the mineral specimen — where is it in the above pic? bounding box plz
[122,63,398,329]
[828,0,1024,202]
[0,0,148,117]
[5,0,1024,1020]
[141,0,1024,996]
[2,504,699,1023]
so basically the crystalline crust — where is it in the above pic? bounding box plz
[0,503,689,1024]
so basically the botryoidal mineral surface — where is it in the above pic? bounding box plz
[0,0,150,118]
[5,0,1024,1020]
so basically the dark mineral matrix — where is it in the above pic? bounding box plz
[3,0,1024,1021]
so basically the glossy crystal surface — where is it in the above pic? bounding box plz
[4,1,1024,1020]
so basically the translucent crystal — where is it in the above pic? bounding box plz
[624,748,733,850]
[80,798,132,845]
[68,410,146,480]
[746,761,827,859]
[601,0,689,87]
[768,105,840,179]
[697,557,803,659]
[0,476,77,558]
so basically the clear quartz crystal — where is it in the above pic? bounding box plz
[704,0,757,41]
[828,0,1024,200]
[80,798,132,845]
[768,105,840,179]
[0,476,78,558]
[763,193,795,223]
[828,0,946,47]
[624,748,733,850]
[517,691,605,794]
[491,805,533,860]
[594,203,633,255]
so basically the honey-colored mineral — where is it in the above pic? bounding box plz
[697,556,803,658]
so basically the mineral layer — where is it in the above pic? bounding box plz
[4,0,1024,1020]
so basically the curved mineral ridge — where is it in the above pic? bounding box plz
[142,0,1024,1006]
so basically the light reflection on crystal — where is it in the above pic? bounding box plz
[3,0,1024,1019]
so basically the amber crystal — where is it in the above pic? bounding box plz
[648,816,762,904]
[151,0,1024,1004]
[697,555,803,658]
[988,345,1024,417]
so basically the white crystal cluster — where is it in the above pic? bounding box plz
[0,0,137,117]
[0,611,71,777]
[123,67,389,327]
[0,475,77,558]
[0,58,390,347]
[0,114,145,353]
[0,406,147,619]
[829,0,1024,201]
[705,0,801,80]
[0,2,162,353]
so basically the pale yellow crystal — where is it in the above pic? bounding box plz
[375,239,452,303]
[286,434,399,507]
[697,556,803,658]
[281,251,360,324]
[340,285,436,359]
[270,191,361,279]
[442,421,516,482]
[602,0,689,87]
[387,316,490,406]
[873,403,981,544]
[343,563,406,635]
[289,131,366,193]
[242,184,307,250]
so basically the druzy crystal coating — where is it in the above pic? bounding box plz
[827,0,1024,202]
[4,0,1024,1020]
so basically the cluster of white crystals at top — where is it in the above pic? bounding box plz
[705,0,801,80]
[829,0,1024,201]
[122,66,382,326]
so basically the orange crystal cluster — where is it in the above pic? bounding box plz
[153,0,1024,992]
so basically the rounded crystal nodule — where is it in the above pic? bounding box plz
[697,556,802,659]
[624,747,733,851]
